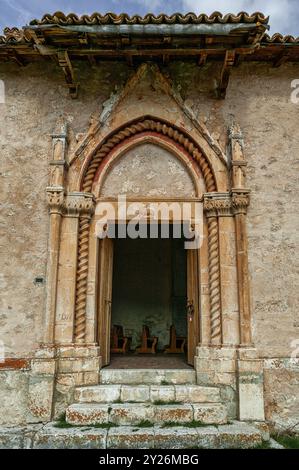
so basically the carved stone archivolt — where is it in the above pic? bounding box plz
[81,118,217,193]
[74,118,219,343]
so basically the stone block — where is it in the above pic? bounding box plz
[28,375,54,421]
[107,426,154,449]
[238,359,263,374]
[75,385,121,403]
[150,385,175,403]
[0,428,24,449]
[66,404,109,425]
[196,427,219,448]
[34,348,56,359]
[31,359,56,375]
[57,346,100,358]
[175,385,221,403]
[82,371,99,385]
[154,427,199,449]
[121,385,150,403]
[251,421,270,441]
[0,371,30,426]
[100,368,196,385]
[239,382,265,421]
[192,403,227,425]
[217,422,262,449]
[154,405,193,424]
[58,357,100,373]
[195,370,216,386]
[33,423,107,449]
[214,372,236,386]
[110,404,155,426]
[196,347,237,360]
[237,348,258,361]
[164,370,196,384]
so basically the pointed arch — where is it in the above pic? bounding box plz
[79,116,218,193]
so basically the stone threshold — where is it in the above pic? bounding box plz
[0,421,284,449]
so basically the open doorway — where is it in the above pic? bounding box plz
[97,224,199,368]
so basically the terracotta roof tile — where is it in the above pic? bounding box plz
[28,11,269,26]
[263,33,299,44]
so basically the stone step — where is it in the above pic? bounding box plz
[32,421,264,449]
[100,368,196,385]
[66,402,227,426]
[75,384,221,404]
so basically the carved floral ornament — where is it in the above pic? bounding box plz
[46,188,95,217]
[203,192,250,217]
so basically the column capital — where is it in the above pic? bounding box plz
[64,192,95,218]
[203,192,232,217]
[46,187,64,214]
[231,190,250,215]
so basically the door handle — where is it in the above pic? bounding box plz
[187,300,194,322]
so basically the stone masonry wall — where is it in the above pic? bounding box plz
[0,59,298,426]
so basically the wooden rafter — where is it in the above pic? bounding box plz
[273,49,291,67]
[198,52,207,66]
[217,50,236,99]
[57,50,79,98]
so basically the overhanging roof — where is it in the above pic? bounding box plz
[0,11,298,98]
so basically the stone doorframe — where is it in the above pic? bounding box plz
[48,117,251,348]
[32,114,265,422]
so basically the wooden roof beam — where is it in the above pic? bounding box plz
[57,50,79,98]
[198,52,207,66]
[34,43,257,57]
[216,50,236,99]
[273,49,291,67]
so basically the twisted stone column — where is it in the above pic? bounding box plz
[204,196,222,345]
[73,195,95,343]
[207,215,222,344]
[74,216,92,342]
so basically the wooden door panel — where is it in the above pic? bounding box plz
[98,237,114,367]
[187,248,200,365]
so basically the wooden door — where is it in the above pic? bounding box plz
[187,248,200,365]
[98,237,114,366]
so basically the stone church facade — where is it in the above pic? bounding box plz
[0,12,298,448]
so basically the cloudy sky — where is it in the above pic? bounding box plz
[1,0,298,36]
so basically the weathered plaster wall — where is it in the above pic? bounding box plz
[0,59,298,426]
[0,61,131,358]
[166,61,299,360]
[166,61,299,428]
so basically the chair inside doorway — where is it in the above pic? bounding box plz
[110,224,188,367]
